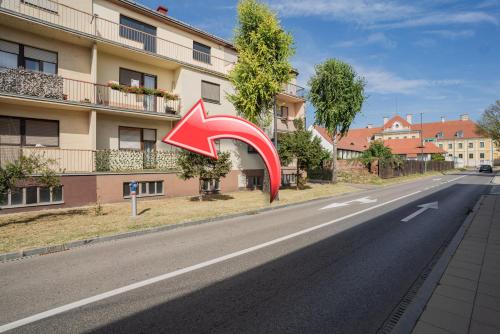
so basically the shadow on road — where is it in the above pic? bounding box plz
[83,183,490,334]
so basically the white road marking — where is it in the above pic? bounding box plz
[401,202,439,222]
[320,196,377,210]
[432,178,442,181]
[0,191,423,333]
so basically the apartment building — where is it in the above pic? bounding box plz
[0,0,306,212]
[312,114,499,166]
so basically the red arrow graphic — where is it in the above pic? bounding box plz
[162,99,281,202]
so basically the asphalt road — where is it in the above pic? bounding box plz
[0,172,494,334]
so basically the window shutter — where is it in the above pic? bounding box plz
[25,119,58,146]
[119,127,141,150]
[0,40,19,54]
[143,129,156,141]
[24,46,57,63]
[0,118,21,145]
[201,81,220,103]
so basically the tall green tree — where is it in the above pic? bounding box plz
[477,100,500,145]
[360,140,403,168]
[308,59,366,183]
[228,0,294,127]
[278,119,329,189]
[176,150,232,200]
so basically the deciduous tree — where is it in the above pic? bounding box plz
[228,0,294,127]
[308,59,365,183]
[477,100,500,145]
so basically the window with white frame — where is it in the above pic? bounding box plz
[1,185,63,208]
[123,181,163,198]
[480,141,485,148]
[202,179,220,192]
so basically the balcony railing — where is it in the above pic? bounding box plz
[276,118,298,132]
[0,0,235,75]
[0,67,181,115]
[281,83,305,98]
[0,147,179,173]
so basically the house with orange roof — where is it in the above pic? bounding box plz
[311,114,499,167]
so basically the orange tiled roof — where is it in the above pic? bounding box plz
[383,115,412,129]
[313,125,375,152]
[383,139,445,155]
[414,120,481,140]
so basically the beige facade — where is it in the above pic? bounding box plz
[0,0,305,211]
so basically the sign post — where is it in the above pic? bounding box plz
[129,181,138,217]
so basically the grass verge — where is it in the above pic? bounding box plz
[0,183,358,253]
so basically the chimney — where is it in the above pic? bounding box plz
[156,5,168,15]
[367,124,372,129]
[460,114,469,121]
[441,116,445,123]
[383,116,389,125]
[406,114,413,124]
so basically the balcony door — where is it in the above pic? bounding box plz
[144,75,156,112]
[119,68,157,112]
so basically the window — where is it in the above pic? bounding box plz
[193,41,211,64]
[0,40,57,74]
[277,106,289,119]
[281,174,296,186]
[458,143,463,149]
[0,116,58,147]
[248,144,257,154]
[21,0,58,13]
[436,132,443,139]
[123,181,163,198]
[480,153,485,159]
[247,176,262,189]
[0,186,63,208]
[439,144,443,149]
[459,153,463,159]
[119,15,157,53]
[119,68,157,88]
[456,130,463,138]
[404,136,407,139]
[480,141,485,148]
[202,179,220,193]
[201,80,220,103]
[119,127,156,150]
[388,137,392,140]
[469,153,474,159]
[468,142,473,149]
[23,46,57,74]
[448,143,452,149]
[412,136,416,139]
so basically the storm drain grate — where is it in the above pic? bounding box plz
[376,239,450,334]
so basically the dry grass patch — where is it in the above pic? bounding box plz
[0,183,358,253]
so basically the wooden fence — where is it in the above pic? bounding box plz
[378,160,454,179]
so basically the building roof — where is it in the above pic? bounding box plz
[383,115,411,130]
[383,139,445,155]
[414,120,480,140]
[312,125,370,152]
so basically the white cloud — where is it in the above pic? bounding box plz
[356,67,463,94]
[335,32,397,49]
[269,0,498,29]
[424,29,475,39]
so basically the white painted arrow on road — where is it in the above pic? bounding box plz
[401,202,439,222]
[320,197,377,210]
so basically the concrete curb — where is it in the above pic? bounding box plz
[391,194,485,334]
[0,190,359,263]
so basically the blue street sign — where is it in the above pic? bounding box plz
[129,181,138,195]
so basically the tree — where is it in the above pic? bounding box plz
[0,154,60,207]
[477,100,500,145]
[176,150,232,200]
[308,59,366,183]
[278,119,329,189]
[228,0,294,127]
[360,140,402,168]
[431,153,445,161]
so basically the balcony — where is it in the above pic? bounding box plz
[0,67,181,116]
[276,118,299,133]
[0,147,179,173]
[281,83,305,99]
[0,0,235,75]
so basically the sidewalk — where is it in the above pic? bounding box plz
[411,191,500,333]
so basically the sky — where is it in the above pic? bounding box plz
[139,0,500,128]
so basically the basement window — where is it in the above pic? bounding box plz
[123,181,164,198]
[0,186,63,208]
